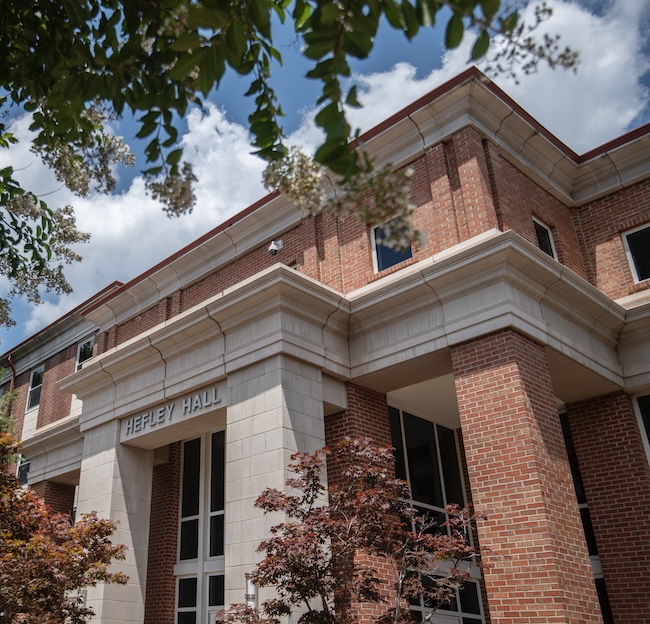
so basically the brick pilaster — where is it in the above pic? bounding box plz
[451,330,601,623]
[566,392,650,621]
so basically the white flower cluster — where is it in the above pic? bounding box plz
[33,106,135,197]
[6,192,40,219]
[146,162,197,217]
[263,147,325,214]
[263,148,419,250]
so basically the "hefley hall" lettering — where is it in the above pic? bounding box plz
[124,387,221,436]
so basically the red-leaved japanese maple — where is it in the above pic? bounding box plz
[0,428,127,624]
[225,437,478,624]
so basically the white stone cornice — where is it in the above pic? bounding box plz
[21,415,83,483]
[347,231,628,398]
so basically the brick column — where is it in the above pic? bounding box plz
[566,392,650,621]
[451,330,601,624]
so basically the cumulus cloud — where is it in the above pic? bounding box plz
[1,0,649,350]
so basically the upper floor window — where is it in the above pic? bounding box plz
[76,336,95,371]
[533,218,557,259]
[27,365,44,410]
[623,224,650,283]
[372,218,413,272]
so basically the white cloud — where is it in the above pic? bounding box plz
[2,0,649,350]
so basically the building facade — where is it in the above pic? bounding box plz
[3,68,650,624]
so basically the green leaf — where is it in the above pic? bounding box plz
[471,29,490,60]
[166,149,183,167]
[250,0,272,39]
[225,20,248,67]
[445,13,464,49]
[480,0,500,19]
[169,32,203,52]
[293,0,312,29]
[401,0,420,39]
[168,52,200,80]
[346,86,361,108]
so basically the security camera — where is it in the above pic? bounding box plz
[268,240,283,256]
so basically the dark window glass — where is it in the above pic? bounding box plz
[76,339,94,370]
[559,414,587,505]
[182,438,201,518]
[208,575,225,606]
[626,226,650,281]
[414,505,446,536]
[211,431,225,512]
[178,578,197,607]
[27,367,44,409]
[579,507,599,556]
[459,581,481,614]
[403,412,443,508]
[374,220,412,272]
[177,612,196,624]
[638,394,650,441]
[389,406,407,481]
[436,424,464,506]
[179,519,199,560]
[463,619,483,624]
[534,221,555,258]
[209,514,224,557]
[595,578,614,624]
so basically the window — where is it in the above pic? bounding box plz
[623,224,650,282]
[372,218,413,272]
[533,218,557,259]
[27,365,44,410]
[389,407,485,623]
[76,336,95,371]
[636,394,650,464]
[560,414,614,624]
[176,432,225,624]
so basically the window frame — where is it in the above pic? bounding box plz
[175,431,226,624]
[533,217,557,260]
[27,364,45,411]
[622,223,650,283]
[389,406,485,624]
[76,336,95,371]
[634,393,650,466]
[371,219,413,273]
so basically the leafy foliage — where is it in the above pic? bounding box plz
[224,437,479,624]
[0,0,577,326]
[0,422,127,624]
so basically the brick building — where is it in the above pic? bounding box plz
[3,68,650,624]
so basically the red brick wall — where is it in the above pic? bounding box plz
[573,179,650,299]
[484,140,587,278]
[144,443,181,624]
[9,345,78,433]
[97,126,611,351]
[451,330,601,623]
[324,384,395,623]
[31,480,76,516]
[566,392,650,621]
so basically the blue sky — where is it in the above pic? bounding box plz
[1,0,650,354]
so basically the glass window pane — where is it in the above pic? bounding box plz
[627,227,650,280]
[208,575,225,607]
[403,412,443,508]
[436,424,465,506]
[534,221,555,258]
[374,220,412,272]
[459,581,481,614]
[209,515,224,557]
[210,431,225,513]
[177,612,196,624]
[638,394,650,441]
[389,406,406,481]
[27,386,42,410]
[180,519,199,560]
[77,338,94,370]
[178,578,197,607]
[182,438,201,518]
